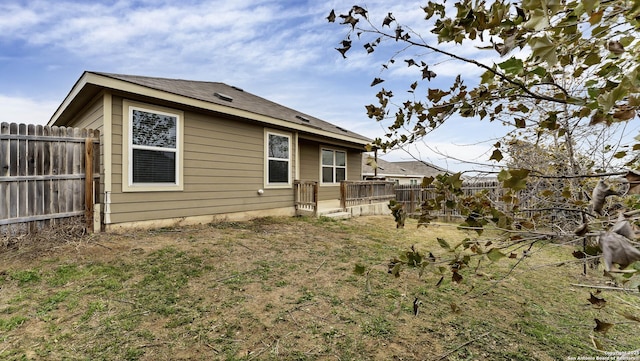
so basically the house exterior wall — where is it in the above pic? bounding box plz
[103,95,299,226]
[56,89,366,229]
[298,138,363,201]
[63,93,105,205]
[346,151,362,181]
[387,177,422,185]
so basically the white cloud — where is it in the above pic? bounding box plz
[0,3,40,33]
[0,0,534,175]
[379,139,500,173]
[0,95,58,125]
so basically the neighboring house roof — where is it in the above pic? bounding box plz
[49,71,371,145]
[362,154,445,178]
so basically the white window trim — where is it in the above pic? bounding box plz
[264,129,292,189]
[320,147,347,186]
[122,100,184,192]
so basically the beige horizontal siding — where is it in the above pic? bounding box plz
[107,96,295,224]
[109,197,291,222]
[298,139,319,181]
[347,151,361,180]
[298,139,363,202]
[67,94,104,131]
[65,94,105,204]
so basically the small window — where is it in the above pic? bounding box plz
[321,148,347,184]
[266,131,291,187]
[123,101,183,192]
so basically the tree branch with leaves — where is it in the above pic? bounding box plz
[330,2,640,350]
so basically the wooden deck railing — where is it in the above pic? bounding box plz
[340,180,396,208]
[294,180,318,216]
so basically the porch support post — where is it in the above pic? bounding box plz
[340,181,346,210]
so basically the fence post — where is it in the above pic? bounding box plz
[84,137,94,232]
[409,188,415,214]
[0,123,9,221]
[313,182,319,217]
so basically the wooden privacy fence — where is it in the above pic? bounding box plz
[395,180,505,219]
[0,122,100,233]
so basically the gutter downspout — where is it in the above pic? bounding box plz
[102,92,113,227]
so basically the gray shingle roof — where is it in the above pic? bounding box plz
[362,154,445,177]
[92,72,370,143]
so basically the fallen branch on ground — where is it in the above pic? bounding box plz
[570,284,639,293]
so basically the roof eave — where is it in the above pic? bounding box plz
[49,72,370,146]
[48,71,93,126]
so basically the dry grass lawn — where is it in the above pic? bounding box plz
[1,215,639,360]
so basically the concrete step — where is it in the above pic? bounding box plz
[319,210,351,219]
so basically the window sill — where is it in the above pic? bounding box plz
[320,183,341,187]
[264,183,292,189]
[122,184,184,192]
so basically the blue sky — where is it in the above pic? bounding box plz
[3,0,622,173]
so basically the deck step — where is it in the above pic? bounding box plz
[319,210,351,219]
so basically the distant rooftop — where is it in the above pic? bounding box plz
[362,154,445,177]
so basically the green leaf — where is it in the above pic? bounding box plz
[524,9,549,30]
[486,248,506,262]
[422,176,435,187]
[443,173,464,191]
[583,0,597,13]
[579,107,591,118]
[597,81,629,113]
[498,57,524,75]
[480,70,495,84]
[497,169,509,182]
[594,319,614,333]
[354,264,366,275]
[529,66,547,77]
[428,88,450,102]
[390,263,402,278]
[490,149,504,162]
[620,36,635,47]
[583,52,601,66]
[502,169,530,191]
[529,35,558,66]
[437,237,451,250]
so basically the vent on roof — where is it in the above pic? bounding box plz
[231,86,244,92]
[295,115,310,122]
[336,126,348,132]
[214,92,233,102]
